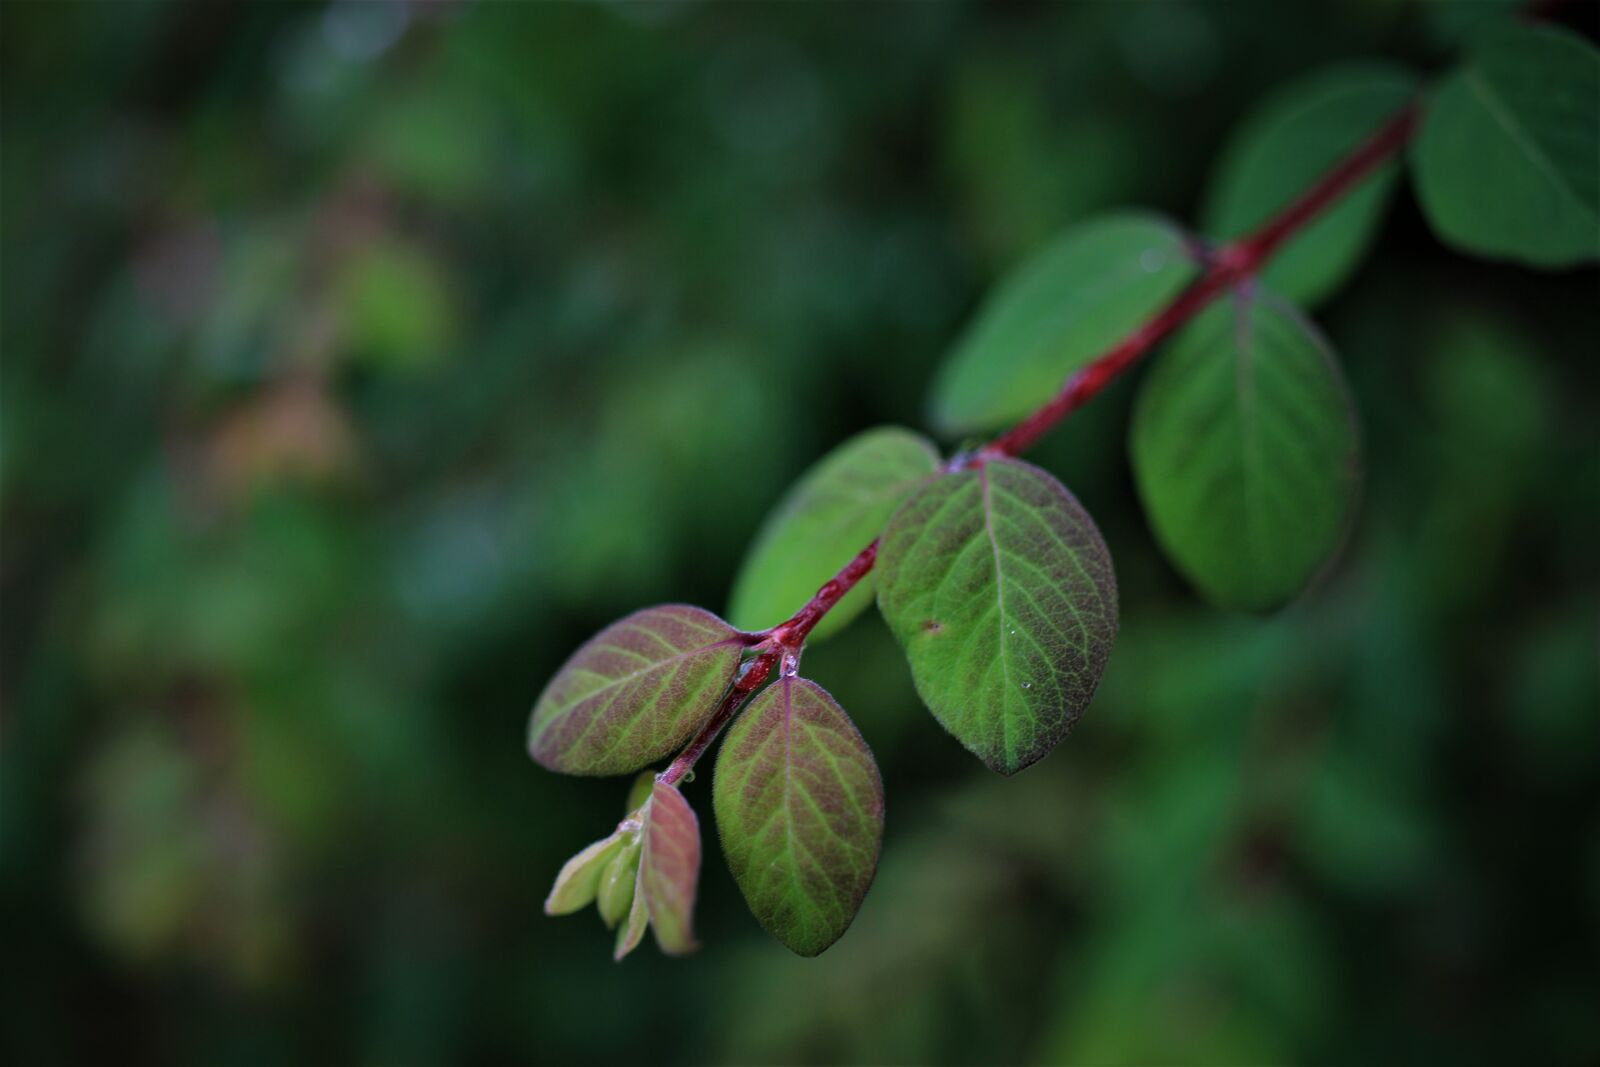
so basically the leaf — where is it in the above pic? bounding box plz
[613,859,650,961]
[1129,289,1359,612]
[875,459,1118,775]
[596,837,641,928]
[1201,63,1416,306]
[1412,23,1600,268]
[625,770,656,813]
[641,781,701,954]
[929,212,1199,435]
[1421,0,1520,48]
[729,427,941,641]
[544,831,627,916]
[714,676,884,957]
[528,605,745,776]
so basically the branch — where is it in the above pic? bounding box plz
[659,650,778,787]
[660,99,1421,788]
[986,101,1418,458]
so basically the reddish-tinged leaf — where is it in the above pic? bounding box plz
[641,781,701,955]
[876,459,1118,775]
[529,605,745,775]
[714,677,884,957]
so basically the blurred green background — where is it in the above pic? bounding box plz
[3,1,1598,1064]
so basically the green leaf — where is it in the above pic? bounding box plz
[1422,0,1520,48]
[929,212,1199,435]
[714,676,884,957]
[876,458,1119,775]
[596,837,641,928]
[1202,63,1416,305]
[613,856,650,960]
[544,831,627,916]
[1130,290,1359,612]
[1412,23,1600,268]
[641,781,700,955]
[625,770,656,813]
[729,427,941,641]
[528,605,744,776]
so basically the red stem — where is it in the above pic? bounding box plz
[988,102,1417,458]
[660,100,1421,787]
[659,651,777,786]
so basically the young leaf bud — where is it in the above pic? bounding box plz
[625,770,656,814]
[544,832,627,916]
[597,837,643,928]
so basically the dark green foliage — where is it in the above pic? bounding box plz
[4,2,1598,1065]
[1201,63,1416,304]
[1130,292,1359,610]
[1412,23,1600,267]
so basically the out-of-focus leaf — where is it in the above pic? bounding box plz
[714,676,883,957]
[1411,308,1548,609]
[1422,0,1521,48]
[1505,607,1600,780]
[1130,291,1358,612]
[928,212,1198,434]
[527,606,744,775]
[1296,751,1439,895]
[1201,63,1416,305]
[1412,23,1600,268]
[876,459,1118,774]
[1041,891,1327,1066]
[728,427,940,641]
[641,781,700,955]
[942,58,1145,266]
[336,237,458,368]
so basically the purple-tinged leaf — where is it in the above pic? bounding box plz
[713,677,884,957]
[641,781,701,955]
[529,605,745,776]
[876,458,1118,775]
[549,774,700,958]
